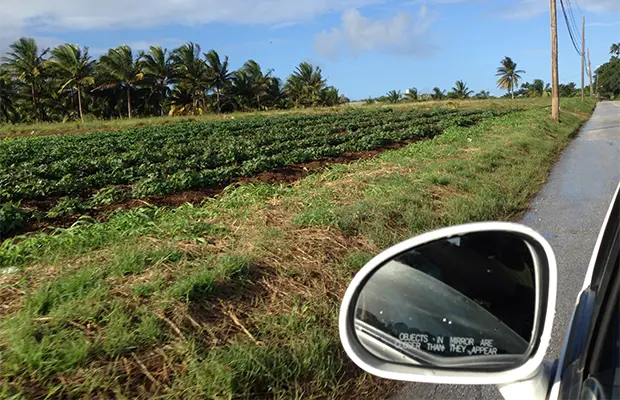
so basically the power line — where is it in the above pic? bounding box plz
[560,0,581,55]
[574,0,584,16]
[564,0,581,38]
[559,0,583,56]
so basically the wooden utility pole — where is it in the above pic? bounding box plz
[588,48,594,96]
[581,16,586,101]
[595,69,599,95]
[550,0,560,120]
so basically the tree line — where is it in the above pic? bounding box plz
[0,38,348,124]
[597,43,620,100]
[375,56,525,103]
[373,55,608,104]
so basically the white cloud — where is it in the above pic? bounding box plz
[89,38,187,57]
[586,20,620,27]
[497,0,548,19]
[577,0,620,13]
[0,0,384,53]
[0,0,384,31]
[497,0,620,19]
[314,6,437,59]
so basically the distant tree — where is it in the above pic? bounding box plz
[139,46,173,116]
[285,62,327,107]
[321,86,346,106]
[496,56,525,99]
[559,82,578,97]
[450,80,474,99]
[596,57,620,99]
[431,87,445,100]
[204,50,233,114]
[475,90,491,99]
[231,70,255,111]
[405,87,418,101]
[1,37,49,121]
[46,44,94,121]
[610,43,620,57]
[530,79,545,97]
[419,93,433,101]
[0,38,349,123]
[98,45,144,118]
[241,60,273,110]
[386,90,402,103]
[259,77,282,109]
[0,67,17,123]
[170,42,210,114]
[520,79,546,98]
[241,60,272,110]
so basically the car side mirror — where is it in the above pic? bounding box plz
[339,222,557,386]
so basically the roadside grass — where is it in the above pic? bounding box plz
[0,97,551,138]
[0,98,596,399]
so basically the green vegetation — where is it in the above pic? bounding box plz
[496,56,526,99]
[0,98,596,399]
[0,38,347,126]
[0,107,513,236]
[597,53,620,99]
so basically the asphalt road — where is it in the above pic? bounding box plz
[392,101,620,400]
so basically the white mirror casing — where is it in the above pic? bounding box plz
[339,222,557,389]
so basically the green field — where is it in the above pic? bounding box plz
[1,107,513,238]
[0,98,596,399]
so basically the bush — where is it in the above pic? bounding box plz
[0,202,28,237]
[46,198,88,219]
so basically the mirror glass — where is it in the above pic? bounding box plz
[354,231,537,366]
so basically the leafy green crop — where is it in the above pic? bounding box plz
[0,202,27,237]
[0,108,513,211]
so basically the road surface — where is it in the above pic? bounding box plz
[392,101,620,400]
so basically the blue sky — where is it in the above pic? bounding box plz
[1,0,618,100]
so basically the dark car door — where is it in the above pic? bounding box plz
[558,185,620,399]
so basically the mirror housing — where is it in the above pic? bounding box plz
[339,222,557,386]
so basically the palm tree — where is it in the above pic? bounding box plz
[241,60,272,110]
[285,62,326,107]
[611,43,620,56]
[496,56,525,99]
[386,90,402,103]
[451,80,474,99]
[98,45,143,118]
[231,70,254,111]
[321,86,345,106]
[475,90,491,99]
[46,44,94,121]
[170,43,210,114]
[0,67,17,123]
[1,37,49,121]
[204,50,233,113]
[405,87,418,101]
[265,77,286,109]
[431,87,445,100]
[139,46,173,116]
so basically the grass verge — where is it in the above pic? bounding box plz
[0,98,596,399]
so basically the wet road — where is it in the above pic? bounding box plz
[392,101,620,400]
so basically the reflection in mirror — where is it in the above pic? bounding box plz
[354,231,536,366]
